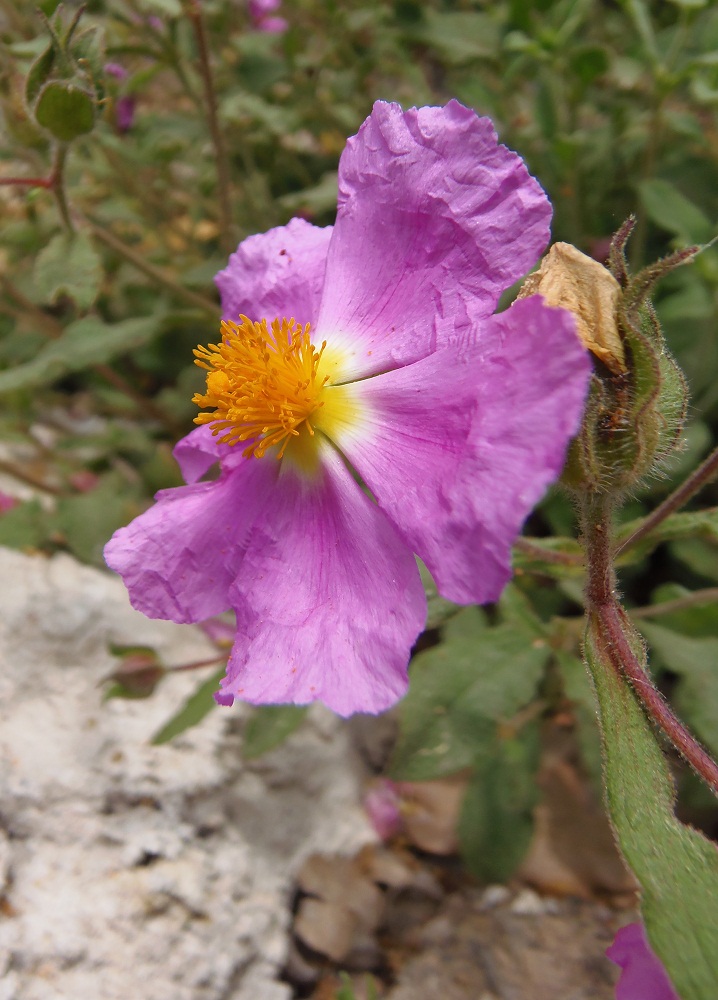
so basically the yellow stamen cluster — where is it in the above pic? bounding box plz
[192,315,329,459]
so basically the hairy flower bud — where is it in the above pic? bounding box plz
[25,7,105,143]
[522,224,690,496]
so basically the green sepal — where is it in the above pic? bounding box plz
[34,80,96,142]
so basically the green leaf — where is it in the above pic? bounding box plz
[638,179,714,244]
[585,615,718,998]
[151,668,225,744]
[34,80,96,141]
[457,722,540,882]
[390,606,551,781]
[0,499,48,549]
[555,650,602,784]
[418,560,460,630]
[242,705,309,759]
[54,472,141,566]
[25,42,56,106]
[409,11,500,64]
[136,0,182,16]
[34,231,102,310]
[0,314,160,395]
[638,622,718,758]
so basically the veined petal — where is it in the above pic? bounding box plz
[217,441,426,717]
[329,296,590,604]
[104,458,279,623]
[314,100,552,381]
[215,217,332,326]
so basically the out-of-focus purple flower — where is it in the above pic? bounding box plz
[105,100,591,717]
[115,96,136,133]
[104,62,128,81]
[607,923,680,1000]
[249,0,287,33]
[365,780,403,840]
[104,62,135,132]
[257,15,288,33]
[0,491,18,514]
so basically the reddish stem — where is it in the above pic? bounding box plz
[584,489,718,796]
[0,175,53,188]
[597,601,718,796]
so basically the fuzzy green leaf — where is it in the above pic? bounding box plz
[457,721,540,882]
[639,179,714,244]
[151,668,225,744]
[34,231,102,310]
[390,604,550,781]
[585,615,718,999]
[0,315,160,395]
[242,705,309,759]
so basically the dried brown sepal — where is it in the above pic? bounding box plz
[519,242,627,375]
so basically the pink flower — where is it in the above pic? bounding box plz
[105,101,590,716]
[0,491,18,514]
[248,0,287,33]
[365,780,403,840]
[607,923,680,1000]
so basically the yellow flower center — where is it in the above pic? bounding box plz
[193,315,329,460]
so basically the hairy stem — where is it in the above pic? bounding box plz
[615,444,718,557]
[583,489,718,796]
[51,145,74,232]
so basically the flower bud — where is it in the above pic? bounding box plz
[25,7,105,144]
[521,226,690,496]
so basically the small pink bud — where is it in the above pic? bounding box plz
[364,780,402,840]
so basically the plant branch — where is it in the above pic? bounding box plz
[514,536,584,567]
[0,144,74,231]
[187,0,234,254]
[596,601,718,796]
[87,219,219,316]
[630,588,718,621]
[50,144,74,231]
[583,489,718,796]
[615,444,718,557]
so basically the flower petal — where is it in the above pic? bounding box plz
[330,296,590,604]
[173,424,245,484]
[216,441,426,716]
[315,100,552,380]
[215,217,332,326]
[104,458,278,623]
[607,923,680,1000]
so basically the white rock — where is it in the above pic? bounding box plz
[0,548,375,1000]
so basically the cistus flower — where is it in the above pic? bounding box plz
[607,923,680,1000]
[105,100,590,716]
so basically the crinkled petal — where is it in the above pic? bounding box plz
[607,923,680,1000]
[173,424,247,484]
[216,441,426,716]
[215,217,332,326]
[104,457,278,623]
[314,100,552,380]
[330,296,590,604]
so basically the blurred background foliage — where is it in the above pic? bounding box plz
[1,0,718,879]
